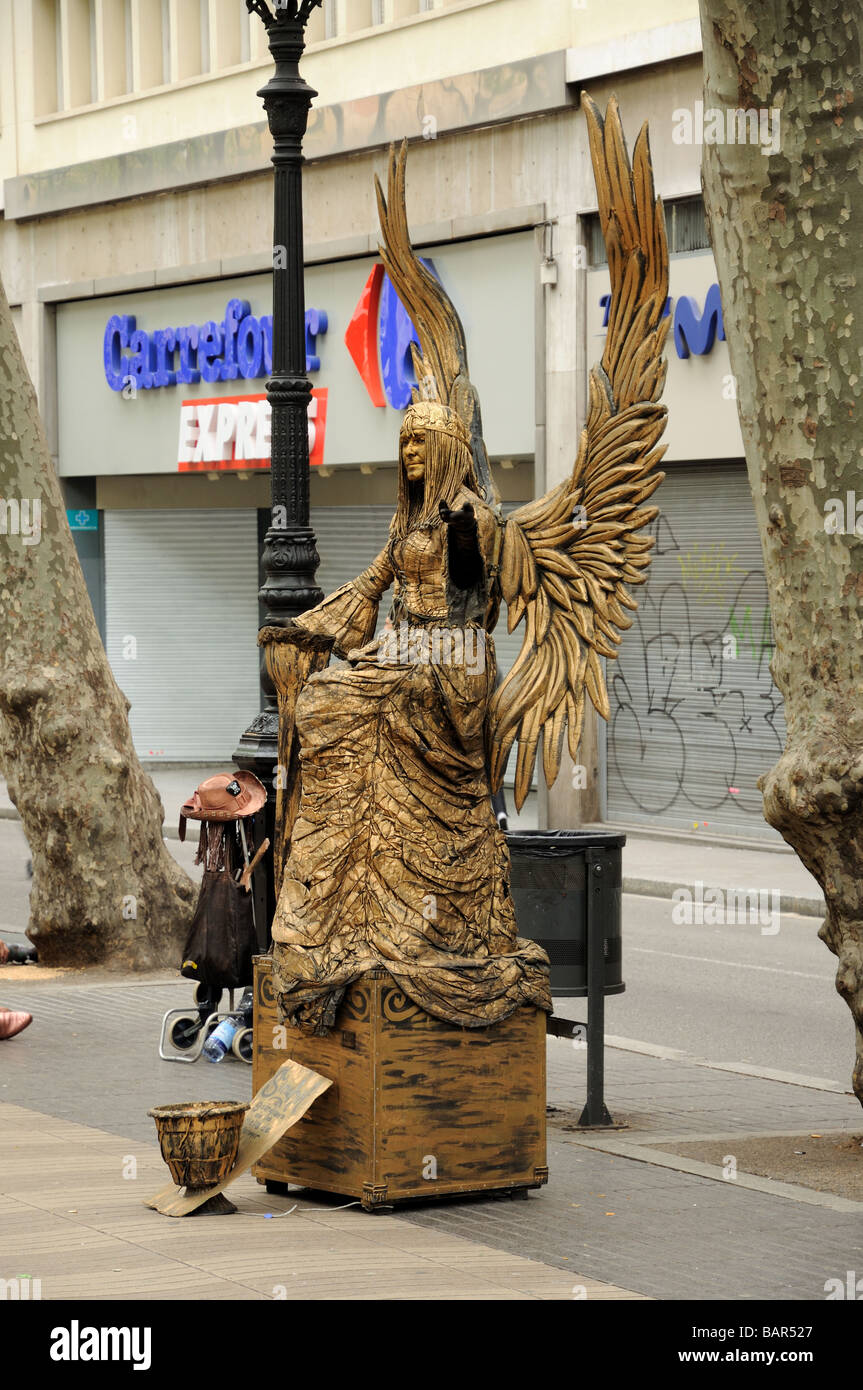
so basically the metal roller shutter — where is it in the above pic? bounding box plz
[310,504,395,640]
[496,503,531,693]
[606,463,785,839]
[497,503,536,789]
[104,509,260,761]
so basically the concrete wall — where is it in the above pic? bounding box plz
[0,0,699,185]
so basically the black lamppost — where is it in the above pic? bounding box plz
[235,0,324,940]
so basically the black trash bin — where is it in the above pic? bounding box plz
[505,830,625,998]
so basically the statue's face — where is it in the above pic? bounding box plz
[402,427,426,482]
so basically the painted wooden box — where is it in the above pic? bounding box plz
[252,955,547,1210]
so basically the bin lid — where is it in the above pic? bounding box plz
[505,829,626,856]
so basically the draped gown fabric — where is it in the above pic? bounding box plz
[269,429,552,1034]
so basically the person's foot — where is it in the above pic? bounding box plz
[0,1009,32,1040]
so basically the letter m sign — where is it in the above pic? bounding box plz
[674,283,726,358]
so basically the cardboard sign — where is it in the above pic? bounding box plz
[145,1059,332,1217]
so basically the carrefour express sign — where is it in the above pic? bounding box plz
[56,236,536,476]
[102,298,328,390]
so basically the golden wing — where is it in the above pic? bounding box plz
[374,140,499,506]
[487,93,671,810]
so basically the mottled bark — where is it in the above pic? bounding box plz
[0,275,195,968]
[699,0,863,1104]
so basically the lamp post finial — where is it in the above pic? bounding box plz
[246,0,324,26]
[245,0,275,28]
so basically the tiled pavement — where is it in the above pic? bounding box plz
[401,1134,863,1302]
[1,973,861,1301]
[0,1103,642,1301]
[545,1040,857,1137]
[396,1043,862,1301]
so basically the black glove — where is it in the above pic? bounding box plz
[439,500,482,589]
[439,499,477,536]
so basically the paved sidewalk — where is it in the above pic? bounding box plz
[0,1102,642,1301]
[604,824,824,918]
[0,971,859,1300]
[402,1047,861,1300]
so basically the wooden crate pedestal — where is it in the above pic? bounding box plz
[252,956,547,1210]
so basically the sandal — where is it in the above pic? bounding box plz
[0,1009,32,1040]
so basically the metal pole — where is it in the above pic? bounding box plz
[235,0,325,940]
[578,847,613,1127]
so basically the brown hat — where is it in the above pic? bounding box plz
[178,770,267,840]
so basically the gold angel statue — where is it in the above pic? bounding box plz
[260,95,670,1035]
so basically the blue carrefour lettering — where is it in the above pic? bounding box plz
[176,324,200,385]
[379,260,437,409]
[219,298,248,382]
[103,314,135,391]
[261,315,273,376]
[237,314,263,378]
[197,320,224,383]
[152,327,177,387]
[673,284,725,358]
[305,308,328,372]
[103,299,326,391]
[126,327,155,388]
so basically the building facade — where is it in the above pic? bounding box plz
[0,0,782,840]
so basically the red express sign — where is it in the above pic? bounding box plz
[177,390,328,472]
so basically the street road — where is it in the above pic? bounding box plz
[0,818,852,1088]
[553,894,852,1089]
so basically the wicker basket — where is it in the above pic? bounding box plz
[148,1100,248,1189]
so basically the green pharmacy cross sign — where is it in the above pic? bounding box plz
[67,509,98,531]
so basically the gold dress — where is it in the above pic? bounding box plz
[270,463,551,1035]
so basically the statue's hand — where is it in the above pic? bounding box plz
[258,620,334,653]
[438,499,476,534]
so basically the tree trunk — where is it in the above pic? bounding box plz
[0,276,195,968]
[699,0,863,1105]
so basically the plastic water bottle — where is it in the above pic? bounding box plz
[202,1016,239,1063]
[238,986,254,1028]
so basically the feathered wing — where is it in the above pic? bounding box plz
[487,93,671,810]
[374,140,499,507]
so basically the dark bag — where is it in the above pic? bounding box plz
[180,823,257,990]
